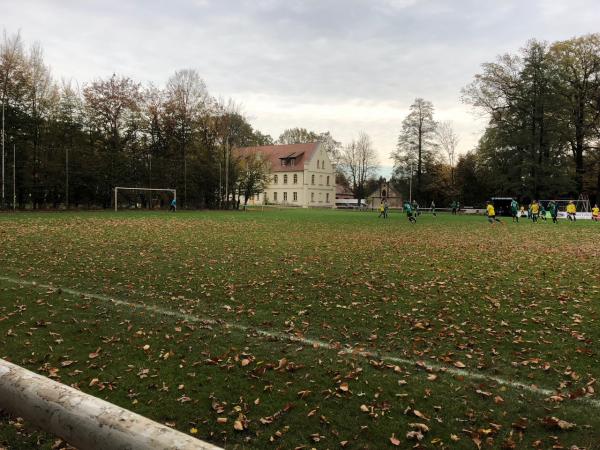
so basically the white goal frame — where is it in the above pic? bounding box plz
[113,187,176,211]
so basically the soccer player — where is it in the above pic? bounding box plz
[592,204,599,222]
[412,200,420,216]
[539,203,547,221]
[384,200,389,219]
[451,201,457,215]
[404,201,417,223]
[486,201,502,224]
[378,201,385,218]
[548,200,559,224]
[531,200,540,223]
[169,197,177,212]
[510,198,519,223]
[566,201,576,221]
[430,200,437,217]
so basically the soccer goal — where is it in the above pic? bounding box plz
[113,187,176,211]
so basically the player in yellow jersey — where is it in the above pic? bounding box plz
[531,200,540,223]
[566,201,577,221]
[592,204,599,222]
[486,201,502,224]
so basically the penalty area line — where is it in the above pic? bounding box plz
[1,274,599,408]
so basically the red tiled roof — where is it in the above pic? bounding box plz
[234,142,320,172]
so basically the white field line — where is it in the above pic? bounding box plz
[2,275,599,408]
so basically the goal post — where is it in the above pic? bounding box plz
[114,187,176,212]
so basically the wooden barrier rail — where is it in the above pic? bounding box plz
[0,359,221,450]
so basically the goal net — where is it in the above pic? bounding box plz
[113,187,176,211]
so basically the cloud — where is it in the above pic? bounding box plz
[3,0,600,165]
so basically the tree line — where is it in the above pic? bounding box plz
[0,31,284,209]
[392,33,600,207]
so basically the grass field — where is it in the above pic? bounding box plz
[1,209,599,449]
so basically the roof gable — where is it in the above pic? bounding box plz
[235,143,321,172]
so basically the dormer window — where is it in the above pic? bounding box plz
[279,154,297,168]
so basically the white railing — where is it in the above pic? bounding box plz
[0,359,221,450]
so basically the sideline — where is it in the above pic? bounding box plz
[2,274,599,408]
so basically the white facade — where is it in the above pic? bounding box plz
[246,143,336,208]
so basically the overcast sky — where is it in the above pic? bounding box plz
[3,0,600,172]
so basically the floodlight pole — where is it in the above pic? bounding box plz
[12,143,15,211]
[2,101,4,208]
[65,146,69,209]
[409,162,413,203]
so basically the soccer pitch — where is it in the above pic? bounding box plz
[1,209,599,449]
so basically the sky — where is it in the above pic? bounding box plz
[3,0,600,174]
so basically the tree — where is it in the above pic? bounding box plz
[393,98,437,198]
[164,69,209,207]
[277,128,320,144]
[462,40,576,200]
[549,34,600,194]
[436,121,459,188]
[83,74,143,206]
[339,132,378,205]
[235,152,270,208]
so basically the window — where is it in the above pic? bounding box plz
[273,175,278,184]
[274,192,278,202]
[283,192,288,201]
[311,174,315,185]
[326,176,330,186]
[326,193,330,203]
[293,174,298,184]
[293,192,297,201]
[311,192,315,202]
[283,174,288,184]
[255,193,259,201]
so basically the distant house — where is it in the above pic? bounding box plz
[367,179,403,209]
[235,142,336,208]
[335,184,354,199]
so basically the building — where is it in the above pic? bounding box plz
[235,142,336,208]
[335,184,354,200]
[367,179,403,209]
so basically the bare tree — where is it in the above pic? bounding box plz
[165,69,209,207]
[436,121,459,185]
[340,132,378,205]
[393,98,437,197]
[0,30,25,206]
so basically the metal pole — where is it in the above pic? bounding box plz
[12,143,15,211]
[2,101,4,207]
[0,358,221,450]
[65,146,69,209]
[409,162,413,203]
[224,138,229,209]
[114,188,117,212]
